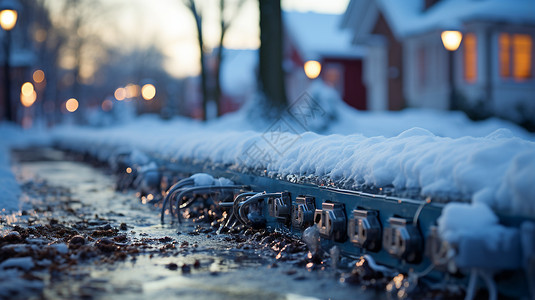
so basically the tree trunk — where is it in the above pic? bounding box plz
[258,0,288,110]
[214,0,225,117]
[188,0,209,121]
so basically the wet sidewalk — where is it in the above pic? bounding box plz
[0,148,378,300]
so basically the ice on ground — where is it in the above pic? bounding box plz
[0,269,44,298]
[0,256,35,271]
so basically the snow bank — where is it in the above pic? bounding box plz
[0,123,51,211]
[52,114,535,217]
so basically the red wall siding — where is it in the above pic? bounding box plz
[323,58,367,110]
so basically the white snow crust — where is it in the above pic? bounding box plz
[51,97,535,217]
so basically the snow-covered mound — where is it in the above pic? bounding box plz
[52,113,535,217]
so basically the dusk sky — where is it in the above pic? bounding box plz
[47,0,349,78]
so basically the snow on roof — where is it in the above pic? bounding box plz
[284,11,365,61]
[377,0,535,38]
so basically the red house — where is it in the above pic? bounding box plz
[284,11,367,110]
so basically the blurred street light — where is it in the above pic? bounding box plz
[114,87,126,101]
[441,31,463,51]
[33,69,45,83]
[65,98,79,112]
[304,60,321,79]
[20,82,36,107]
[0,7,16,30]
[141,84,156,100]
[0,0,20,122]
[441,30,463,110]
[125,84,139,99]
[20,91,36,107]
[21,82,33,96]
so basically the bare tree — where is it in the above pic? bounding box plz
[214,0,246,116]
[183,0,247,120]
[184,0,209,120]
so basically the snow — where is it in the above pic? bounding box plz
[438,202,523,270]
[284,11,366,61]
[198,175,236,187]
[378,0,535,38]
[0,123,50,212]
[1,82,535,261]
[438,202,499,245]
[51,86,535,218]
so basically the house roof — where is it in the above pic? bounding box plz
[345,0,535,40]
[284,11,365,61]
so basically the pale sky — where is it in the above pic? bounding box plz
[49,0,349,79]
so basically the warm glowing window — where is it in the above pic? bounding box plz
[513,34,532,79]
[499,33,533,81]
[464,33,477,83]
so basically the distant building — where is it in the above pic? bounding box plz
[343,0,535,123]
[284,11,368,110]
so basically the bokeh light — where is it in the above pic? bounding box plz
[101,99,113,111]
[21,82,34,96]
[114,87,126,101]
[125,84,140,98]
[141,84,156,100]
[441,31,463,51]
[33,70,45,83]
[20,91,37,107]
[65,98,79,112]
[304,60,322,79]
[0,10,17,31]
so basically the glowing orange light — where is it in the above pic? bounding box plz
[101,99,113,111]
[126,167,132,174]
[33,70,45,83]
[0,10,17,31]
[304,60,322,79]
[114,87,126,101]
[65,98,79,112]
[21,82,34,96]
[125,84,140,98]
[141,84,156,100]
[441,31,463,51]
[20,91,37,107]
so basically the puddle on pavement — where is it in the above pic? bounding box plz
[1,149,381,300]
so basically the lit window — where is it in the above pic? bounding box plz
[513,34,532,80]
[464,33,477,83]
[499,33,532,81]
